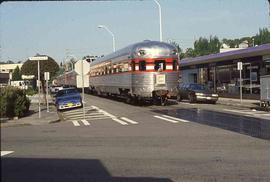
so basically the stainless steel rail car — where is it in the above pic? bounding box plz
[89,40,179,105]
[55,70,77,87]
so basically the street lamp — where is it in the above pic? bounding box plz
[66,54,78,71]
[29,56,48,119]
[154,0,163,42]
[98,25,116,52]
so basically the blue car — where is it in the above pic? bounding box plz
[55,88,82,111]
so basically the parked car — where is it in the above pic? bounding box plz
[177,83,218,104]
[50,85,63,95]
[55,88,82,111]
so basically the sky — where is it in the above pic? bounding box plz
[0,0,269,63]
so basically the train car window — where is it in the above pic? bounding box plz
[139,60,146,71]
[108,66,112,74]
[123,63,129,72]
[173,60,178,71]
[131,61,135,71]
[118,65,123,73]
[155,60,166,71]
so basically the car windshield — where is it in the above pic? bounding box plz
[189,84,206,90]
[56,89,78,97]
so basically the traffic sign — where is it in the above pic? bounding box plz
[29,56,48,61]
[74,60,90,75]
[44,72,50,81]
[237,62,243,70]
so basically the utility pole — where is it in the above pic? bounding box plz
[268,0,270,29]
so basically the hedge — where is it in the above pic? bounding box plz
[0,86,30,118]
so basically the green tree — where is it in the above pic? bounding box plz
[193,36,221,56]
[21,55,59,102]
[184,48,196,58]
[254,28,270,45]
[168,41,185,59]
[21,55,59,80]
[12,66,22,81]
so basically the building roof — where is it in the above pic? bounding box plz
[180,43,270,67]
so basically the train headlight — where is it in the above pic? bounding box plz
[138,50,146,56]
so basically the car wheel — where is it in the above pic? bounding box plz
[188,94,196,103]
[211,101,217,104]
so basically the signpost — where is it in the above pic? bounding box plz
[29,56,48,118]
[44,72,50,112]
[74,60,90,120]
[237,62,243,104]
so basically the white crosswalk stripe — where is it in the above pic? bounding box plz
[154,115,179,123]
[120,117,138,124]
[161,115,190,123]
[81,119,90,126]
[72,120,80,126]
[92,106,129,125]
[112,118,128,125]
[63,105,141,127]
[62,106,112,123]
[1,151,14,157]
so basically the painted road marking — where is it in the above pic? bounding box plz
[1,151,14,157]
[64,112,104,117]
[154,115,179,123]
[81,119,90,126]
[162,115,190,123]
[66,115,110,120]
[67,117,111,122]
[112,118,129,125]
[92,105,129,125]
[121,117,138,124]
[72,120,80,126]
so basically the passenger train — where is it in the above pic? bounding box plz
[54,70,77,87]
[55,40,180,105]
[88,40,180,105]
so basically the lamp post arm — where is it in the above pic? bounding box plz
[154,0,163,42]
[103,26,116,52]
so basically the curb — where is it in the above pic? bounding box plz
[216,102,255,109]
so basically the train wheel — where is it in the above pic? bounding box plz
[125,96,132,104]
[153,96,159,105]
[160,96,167,106]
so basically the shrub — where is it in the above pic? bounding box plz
[25,87,37,96]
[0,86,30,118]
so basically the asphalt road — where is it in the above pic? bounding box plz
[1,94,270,182]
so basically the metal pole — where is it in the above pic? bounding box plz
[154,0,163,42]
[81,60,85,120]
[240,69,242,104]
[46,77,49,112]
[249,63,252,94]
[38,60,41,118]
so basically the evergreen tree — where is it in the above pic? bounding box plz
[12,66,22,81]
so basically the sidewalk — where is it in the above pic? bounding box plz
[217,97,262,109]
[0,94,60,127]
